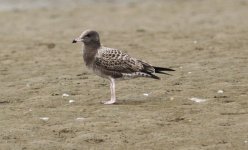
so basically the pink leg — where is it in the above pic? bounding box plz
[102,77,116,104]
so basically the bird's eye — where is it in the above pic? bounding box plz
[85,34,90,37]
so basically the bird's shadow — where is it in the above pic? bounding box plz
[113,99,146,105]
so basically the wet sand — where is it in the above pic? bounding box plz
[0,0,248,149]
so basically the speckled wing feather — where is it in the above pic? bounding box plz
[93,47,155,78]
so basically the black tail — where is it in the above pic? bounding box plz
[140,61,175,79]
[147,73,160,80]
[154,66,175,72]
[153,66,175,75]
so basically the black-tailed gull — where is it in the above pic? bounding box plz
[72,30,175,104]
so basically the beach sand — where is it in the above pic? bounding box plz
[0,0,248,149]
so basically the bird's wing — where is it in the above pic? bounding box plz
[94,47,149,73]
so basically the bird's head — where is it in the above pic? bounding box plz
[72,30,100,46]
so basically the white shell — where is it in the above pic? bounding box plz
[40,117,49,121]
[143,93,149,96]
[217,90,224,94]
[69,100,75,103]
[189,97,207,103]
[62,93,69,97]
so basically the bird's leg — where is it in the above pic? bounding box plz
[103,77,116,104]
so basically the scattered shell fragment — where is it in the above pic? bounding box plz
[189,97,207,103]
[69,100,75,103]
[188,72,192,74]
[40,117,49,121]
[143,93,149,96]
[62,93,69,97]
[193,40,198,44]
[244,140,248,143]
[217,90,224,94]
[76,117,85,121]
[170,97,174,100]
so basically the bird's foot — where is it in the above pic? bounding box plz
[101,99,116,105]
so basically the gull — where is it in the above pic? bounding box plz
[72,30,175,104]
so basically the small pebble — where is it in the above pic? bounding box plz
[193,40,198,44]
[217,90,224,94]
[40,117,49,121]
[244,140,248,143]
[170,97,174,100]
[188,72,192,74]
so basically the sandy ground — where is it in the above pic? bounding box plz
[0,0,248,149]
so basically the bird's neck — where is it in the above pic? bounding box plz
[84,41,101,50]
[82,44,100,67]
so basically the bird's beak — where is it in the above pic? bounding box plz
[72,38,82,43]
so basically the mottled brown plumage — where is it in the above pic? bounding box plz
[72,30,175,104]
